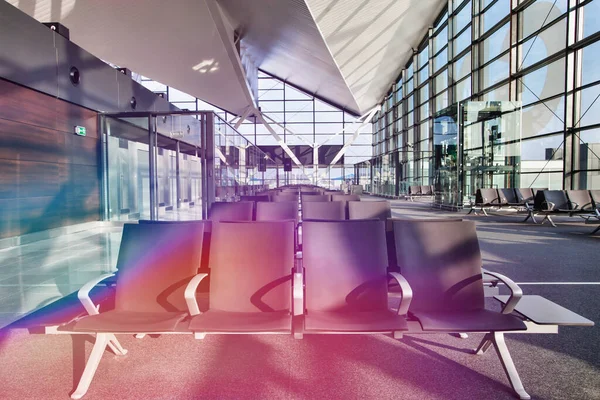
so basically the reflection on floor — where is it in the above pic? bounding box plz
[0,207,205,329]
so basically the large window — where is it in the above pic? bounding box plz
[368,0,600,195]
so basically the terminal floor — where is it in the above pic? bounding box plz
[0,198,598,399]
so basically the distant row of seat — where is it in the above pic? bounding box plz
[211,198,391,222]
[60,219,540,399]
[470,188,600,233]
[407,185,435,201]
[468,188,548,215]
[528,190,600,230]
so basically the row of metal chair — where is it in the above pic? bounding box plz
[210,199,391,222]
[407,185,435,201]
[527,189,600,230]
[468,188,548,215]
[60,219,536,399]
[470,188,600,232]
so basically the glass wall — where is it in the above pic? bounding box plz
[368,0,600,198]
[103,112,276,221]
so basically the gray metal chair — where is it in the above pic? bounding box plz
[209,201,253,222]
[302,201,345,221]
[301,220,411,335]
[392,219,529,399]
[348,200,391,221]
[187,221,296,335]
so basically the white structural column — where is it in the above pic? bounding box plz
[255,110,305,173]
[329,107,380,165]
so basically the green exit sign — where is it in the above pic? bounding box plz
[74,126,86,136]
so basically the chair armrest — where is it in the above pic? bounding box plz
[185,273,209,316]
[571,201,579,210]
[388,272,413,315]
[78,273,116,316]
[483,271,522,314]
[293,272,304,316]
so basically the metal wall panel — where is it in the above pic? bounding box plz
[0,1,59,97]
[0,0,175,115]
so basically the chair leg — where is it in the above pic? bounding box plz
[590,225,600,235]
[474,332,493,355]
[482,208,489,216]
[71,333,110,399]
[492,332,531,400]
[108,334,128,355]
[521,212,532,223]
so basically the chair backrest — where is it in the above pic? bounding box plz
[476,188,499,205]
[497,188,517,204]
[274,193,299,202]
[256,201,298,224]
[331,194,360,203]
[536,190,570,211]
[566,190,593,211]
[301,194,330,202]
[209,201,253,221]
[114,222,205,313]
[392,220,484,313]
[302,201,345,221]
[348,201,391,221]
[420,185,432,195]
[590,190,600,208]
[515,188,534,203]
[208,221,294,313]
[240,195,270,203]
[409,186,421,195]
[303,220,389,312]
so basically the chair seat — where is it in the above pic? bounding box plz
[189,310,292,332]
[69,311,187,333]
[304,310,408,332]
[412,309,527,332]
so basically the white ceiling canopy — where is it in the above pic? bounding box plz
[7,0,255,116]
[305,0,448,113]
[218,0,362,115]
[7,0,447,116]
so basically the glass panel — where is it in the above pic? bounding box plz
[521,97,565,138]
[454,2,472,33]
[454,26,472,56]
[581,40,600,86]
[434,26,448,54]
[583,0,600,39]
[520,18,567,69]
[481,22,510,63]
[522,0,569,38]
[482,53,510,89]
[520,58,565,106]
[481,0,510,32]
[456,76,472,100]
[454,52,471,81]
[579,84,600,128]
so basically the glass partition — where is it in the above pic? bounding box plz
[432,101,522,208]
[102,111,278,221]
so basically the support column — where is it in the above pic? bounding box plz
[176,140,181,209]
[148,115,157,220]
